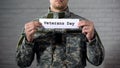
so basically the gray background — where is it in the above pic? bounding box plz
[0,0,120,68]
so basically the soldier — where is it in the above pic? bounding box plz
[16,0,104,68]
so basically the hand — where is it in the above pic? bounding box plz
[78,20,95,42]
[24,21,42,42]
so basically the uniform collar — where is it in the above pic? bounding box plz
[46,7,71,18]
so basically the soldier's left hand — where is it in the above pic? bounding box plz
[78,20,95,42]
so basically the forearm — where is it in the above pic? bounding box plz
[16,34,35,67]
[87,30,104,66]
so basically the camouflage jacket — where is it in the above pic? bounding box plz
[16,8,104,68]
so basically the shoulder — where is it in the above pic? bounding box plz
[32,14,48,21]
[70,12,87,20]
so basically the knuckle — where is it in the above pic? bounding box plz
[32,25,36,29]
[33,21,39,24]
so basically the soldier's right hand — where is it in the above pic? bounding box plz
[24,21,42,42]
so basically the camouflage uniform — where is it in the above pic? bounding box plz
[16,8,104,68]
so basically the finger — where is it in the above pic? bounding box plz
[26,29,37,42]
[83,26,89,30]
[78,21,81,27]
[33,21,42,27]
[25,22,35,29]
[26,29,37,38]
[25,26,37,36]
[79,20,92,27]
[79,20,88,26]
[25,23,37,30]
[82,28,94,40]
[26,27,37,33]
[78,21,85,28]
[29,29,37,36]
[82,28,93,36]
[86,33,91,40]
[82,29,88,35]
[82,28,91,40]
[82,26,90,34]
[25,25,34,30]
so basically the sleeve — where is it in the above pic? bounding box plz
[87,30,105,66]
[16,33,35,67]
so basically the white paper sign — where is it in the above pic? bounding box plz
[39,19,79,29]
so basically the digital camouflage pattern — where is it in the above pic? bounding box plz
[16,8,104,68]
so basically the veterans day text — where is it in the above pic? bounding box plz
[39,19,79,29]
[44,21,75,26]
